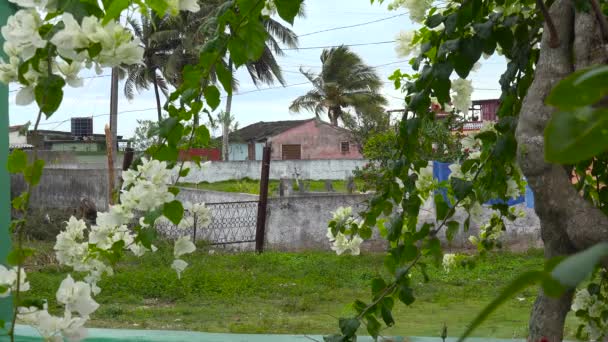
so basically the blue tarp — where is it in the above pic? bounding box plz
[432,161,533,208]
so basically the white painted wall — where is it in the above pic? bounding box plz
[176,159,369,183]
[9,131,27,145]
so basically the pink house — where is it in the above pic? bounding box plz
[227,118,363,160]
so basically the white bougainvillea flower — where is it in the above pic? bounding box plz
[1,9,46,60]
[8,0,49,9]
[348,235,363,256]
[0,56,19,84]
[506,178,521,199]
[442,253,457,272]
[51,13,89,61]
[55,60,84,87]
[395,30,417,58]
[174,236,196,258]
[180,0,200,12]
[0,265,30,297]
[451,78,473,116]
[388,0,433,23]
[171,259,188,279]
[572,289,594,312]
[56,275,100,316]
[415,165,435,200]
[15,86,34,106]
[330,232,350,255]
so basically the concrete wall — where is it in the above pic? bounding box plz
[11,168,541,252]
[178,159,368,183]
[11,167,121,212]
[269,120,363,160]
[51,142,103,152]
[265,194,386,252]
[177,187,258,203]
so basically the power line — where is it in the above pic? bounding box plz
[9,74,112,93]
[283,40,396,51]
[298,13,407,37]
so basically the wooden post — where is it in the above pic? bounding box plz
[0,0,16,328]
[255,145,271,253]
[105,124,115,205]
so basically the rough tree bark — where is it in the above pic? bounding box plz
[516,0,608,340]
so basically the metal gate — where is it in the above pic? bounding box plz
[156,200,259,246]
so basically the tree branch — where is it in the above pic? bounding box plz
[536,0,561,48]
[590,0,608,42]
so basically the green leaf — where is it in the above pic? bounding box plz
[12,192,30,211]
[365,315,381,338]
[24,159,45,186]
[425,14,444,28]
[475,130,497,144]
[437,39,460,59]
[371,277,387,298]
[194,125,210,148]
[452,37,482,78]
[381,301,395,327]
[215,62,233,95]
[7,248,35,266]
[457,270,544,342]
[451,178,473,200]
[397,284,415,305]
[163,200,184,225]
[168,187,180,196]
[102,0,129,24]
[203,85,221,110]
[274,0,304,24]
[546,65,608,109]
[551,243,608,288]
[446,221,459,242]
[154,145,179,162]
[179,168,190,177]
[87,42,102,58]
[386,214,403,241]
[7,149,28,174]
[35,75,66,117]
[434,193,449,221]
[136,227,158,249]
[338,318,360,337]
[544,108,608,164]
[473,20,494,39]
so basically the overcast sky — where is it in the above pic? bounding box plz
[7,0,506,138]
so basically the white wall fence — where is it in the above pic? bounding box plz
[178,159,368,183]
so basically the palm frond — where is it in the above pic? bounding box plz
[264,18,298,49]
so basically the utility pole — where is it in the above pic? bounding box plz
[109,67,119,168]
[0,0,16,329]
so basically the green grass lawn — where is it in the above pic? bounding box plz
[23,243,580,339]
[179,178,364,195]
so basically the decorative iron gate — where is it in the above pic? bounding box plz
[156,200,259,245]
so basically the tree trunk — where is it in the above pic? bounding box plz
[516,0,608,340]
[152,71,162,124]
[222,59,233,161]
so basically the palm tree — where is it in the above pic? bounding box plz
[289,46,387,126]
[124,11,178,123]
[159,3,300,148]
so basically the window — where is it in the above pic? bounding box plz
[282,144,301,160]
[341,141,350,153]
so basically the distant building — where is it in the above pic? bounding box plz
[226,118,363,161]
[434,99,500,135]
[9,120,123,152]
